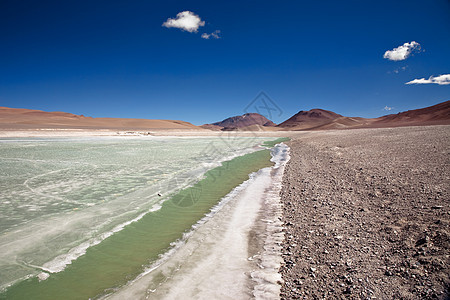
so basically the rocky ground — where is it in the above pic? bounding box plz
[279,125,449,299]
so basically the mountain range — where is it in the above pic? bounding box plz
[203,100,450,131]
[1,100,449,132]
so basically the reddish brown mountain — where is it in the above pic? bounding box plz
[277,100,450,131]
[372,100,450,127]
[277,109,343,130]
[202,113,276,130]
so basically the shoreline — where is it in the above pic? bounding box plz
[2,124,449,138]
[104,143,289,299]
[279,125,449,299]
[0,129,289,138]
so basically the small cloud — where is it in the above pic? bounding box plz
[162,11,205,33]
[383,106,394,111]
[405,74,450,85]
[395,66,407,73]
[383,41,421,61]
[388,65,408,74]
[201,30,221,39]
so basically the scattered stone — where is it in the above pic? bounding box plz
[415,236,429,247]
[279,126,449,300]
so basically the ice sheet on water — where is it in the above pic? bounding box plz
[0,136,267,289]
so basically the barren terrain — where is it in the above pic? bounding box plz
[280,125,449,299]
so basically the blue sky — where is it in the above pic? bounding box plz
[1,0,449,125]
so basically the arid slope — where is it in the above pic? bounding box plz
[0,107,201,131]
[277,100,450,131]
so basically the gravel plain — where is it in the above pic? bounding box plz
[279,125,449,299]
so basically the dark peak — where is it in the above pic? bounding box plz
[208,112,276,129]
[278,108,342,128]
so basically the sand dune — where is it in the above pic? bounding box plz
[0,107,202,131]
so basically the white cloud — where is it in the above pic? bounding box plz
[383,41,421,61]
[394,66,407,74]
[405,74,450,85]
[383,106,394,111]
[162,11,205,33]
[388,65,408,74]
[201,30,221,39]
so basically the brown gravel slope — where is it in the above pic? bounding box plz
[280,125,449,299]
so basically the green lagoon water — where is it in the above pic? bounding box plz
[0,136,284,299]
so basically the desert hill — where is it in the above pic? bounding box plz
[0,107,202,131]
[372,100,450,127]
[276,100,450,131]
[201,113,276,131]
[277,109,343,130]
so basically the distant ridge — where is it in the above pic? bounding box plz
[1,100,448,133]
[275,100,450,131]
[0,107,202,131]
[373,100,450,127]
[201,113,276,131]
